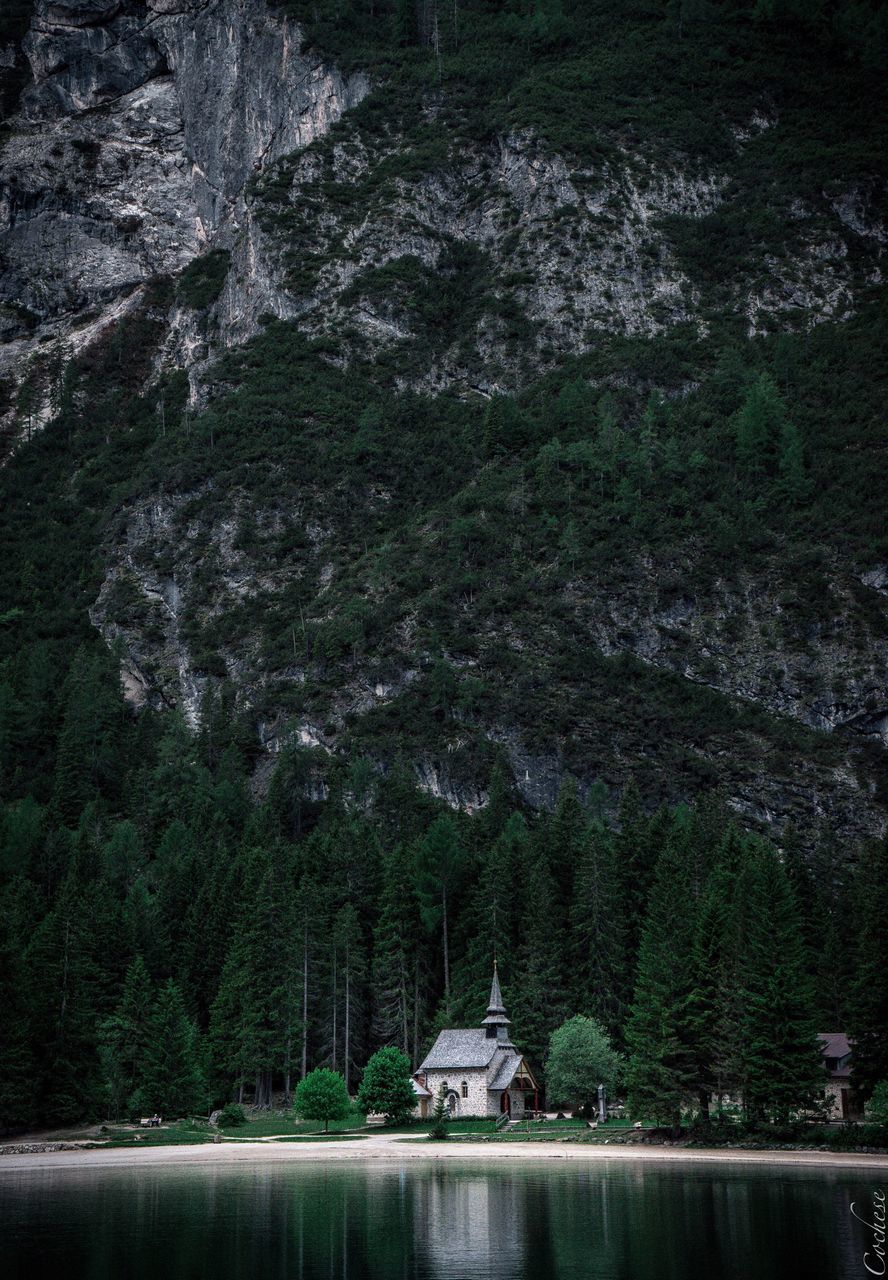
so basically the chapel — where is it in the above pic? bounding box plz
[413,965,539,1118]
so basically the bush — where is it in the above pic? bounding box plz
[865,1082,888,1125]
[217,1102,247,1128]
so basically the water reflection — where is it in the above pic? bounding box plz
[1,1159,877,1280]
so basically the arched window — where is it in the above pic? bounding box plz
[461,1081,469,1099]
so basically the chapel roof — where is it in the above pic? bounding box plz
[488,1051,525,1091]
[419,1029,500,1070]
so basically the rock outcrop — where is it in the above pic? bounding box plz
[0,0,368,437]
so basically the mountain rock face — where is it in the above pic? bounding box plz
[1,0,886,844]
[0,0,367,431]
[3,0,885,426]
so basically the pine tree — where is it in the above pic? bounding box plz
[449,811,526,1028]
[687,859,742,1115]
[570,821,625,1037]
[737,839,822,1122]
[734,372,785,479]
[625,817,703,1128]
[777,418,808,504]
[415,815,465,1017]
[848,835,888,1100]
[328,902,367,1093]
[547,776,585,911]
[99,954,154,1119]
[25,875,105,1123]
[0,880,38,1129]
[513,837,568,1070]
[372,844,423,1062]
[142,980,206,1117]
[51,648,125,826]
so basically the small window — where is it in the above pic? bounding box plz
[461,1081,469,1099]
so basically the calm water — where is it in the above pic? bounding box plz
[0,1159,880,1280]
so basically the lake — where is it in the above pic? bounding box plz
[0,1158,879,1279]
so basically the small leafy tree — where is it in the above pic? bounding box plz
[546,1015,623,1115]
[428,1088,450,1140]
[357,1046,416,1124]
[865,1081,888,1125]
[294,1068,351,1133]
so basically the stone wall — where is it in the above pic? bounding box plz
[421,1067,497,1118]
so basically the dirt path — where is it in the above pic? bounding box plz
[2,1131,887,1173]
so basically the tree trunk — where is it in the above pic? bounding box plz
[301,922,309,1080]
[331,949,338,1073]
[442,884,450,1016]
[344,962,351,1094]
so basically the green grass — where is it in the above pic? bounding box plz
[219,1112,365,1138]
[270,1133,369,1142]
[99,1122,215,1148]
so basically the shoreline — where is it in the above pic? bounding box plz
[2,1136,887,1173]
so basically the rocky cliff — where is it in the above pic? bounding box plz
[1,0,886,845]
[0,0,367,434]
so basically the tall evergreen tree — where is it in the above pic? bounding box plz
[848,835,888,1099]
[99,954,154,1119]
[734,372,785,479]
[570,821,625,1038]
[513,835,568,1070]
[372,844,423,1063]
[625,813,703,1128]
[737,839,822,1122]
[415,814,465,1017]
[142,980,205,1117]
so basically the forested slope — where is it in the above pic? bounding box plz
[0,0,886,1126]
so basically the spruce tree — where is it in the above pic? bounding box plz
[26,875,105,1123]
[513,837,568,1070]
[734,372,785,479]
[570,821,625,1038]
[737,839,822,1122]
[415,815,465,1017]
[449,811,526,1027]
[848,835,888,1099]
[372,844,423,1061]
[625,816,702,1128]
[142,980,205,1117]
[99,953,154,1119]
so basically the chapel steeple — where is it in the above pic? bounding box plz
[481,962,514,1045]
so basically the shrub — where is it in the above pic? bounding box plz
[866,1081,888,1125]
[217,1102,247,1128]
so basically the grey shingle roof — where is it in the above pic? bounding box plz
[419,1029,499,1070]
[488,1052,523,1091]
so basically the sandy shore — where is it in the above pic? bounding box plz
[2,1133,887,1173]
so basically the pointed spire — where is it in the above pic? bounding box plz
[481,962,513,1045]
[487,961,506,1016]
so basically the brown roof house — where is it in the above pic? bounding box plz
[818,1032,864,1120]
[413,966,539,1119]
